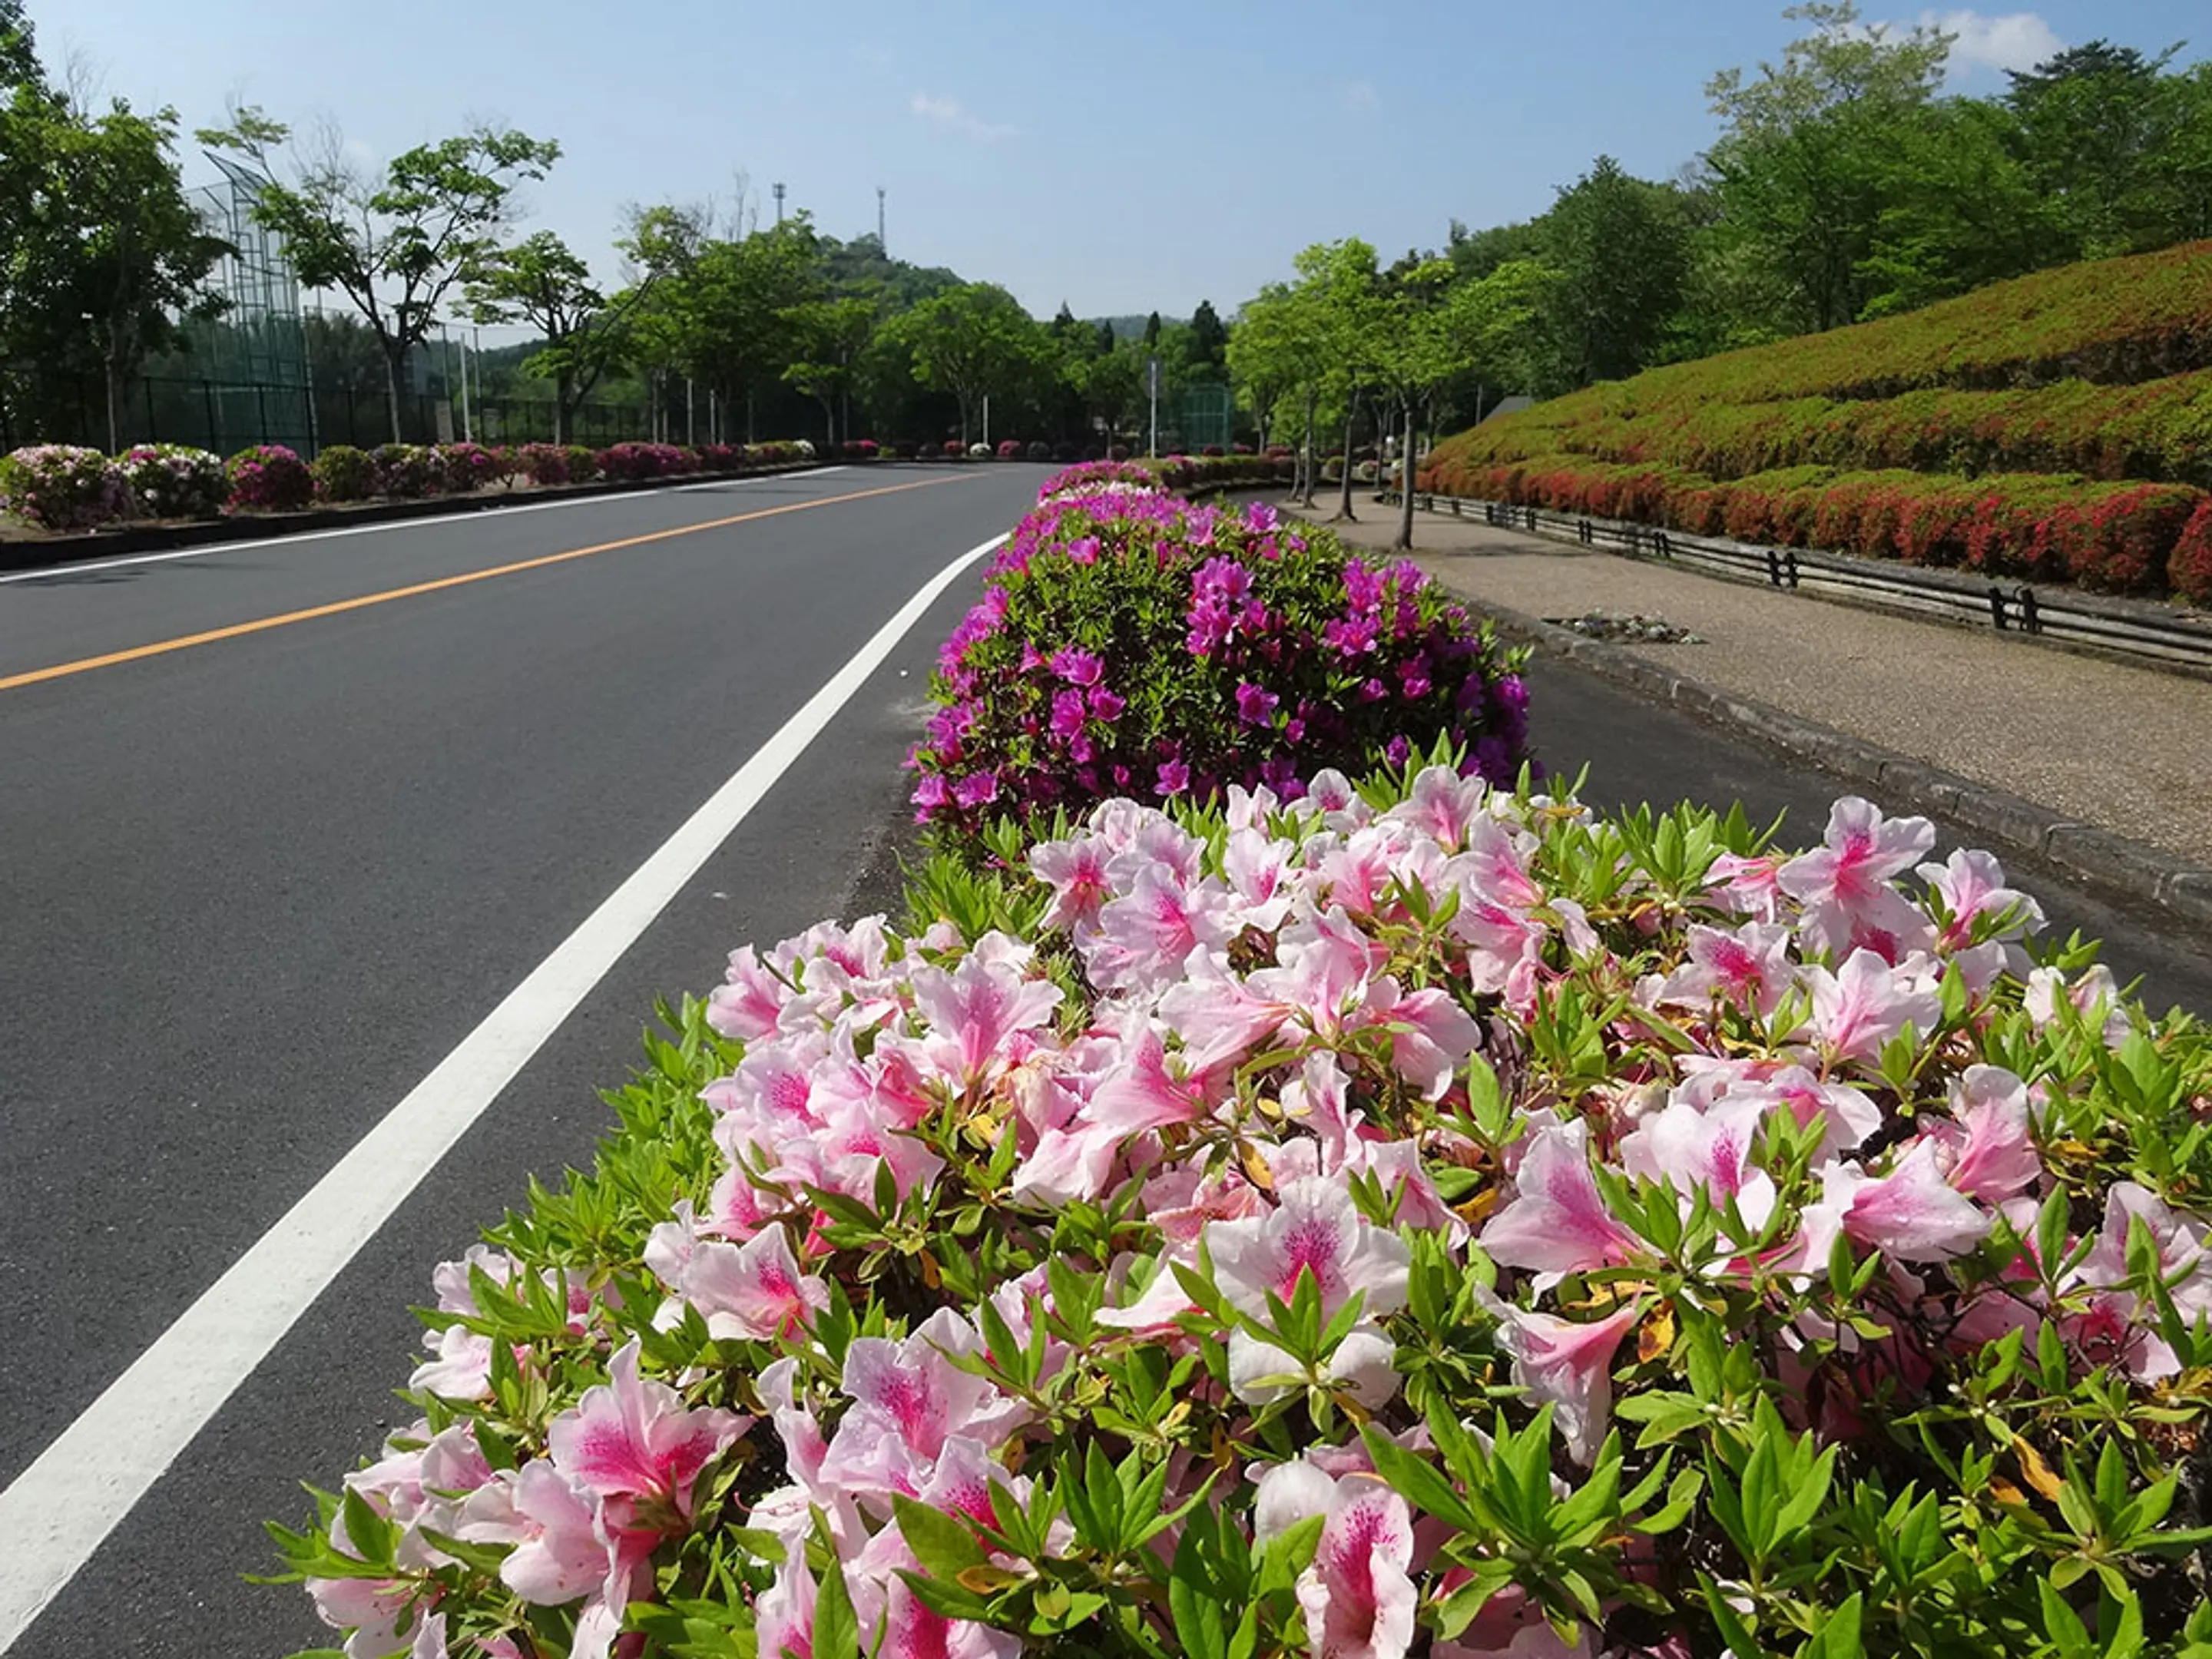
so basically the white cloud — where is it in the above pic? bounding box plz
[1916,10,2065,76]
[909,92,1014,141]
[1344,80,1377,111]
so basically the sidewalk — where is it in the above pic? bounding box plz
[1290,499,2212,899]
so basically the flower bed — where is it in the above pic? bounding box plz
[0,443,130,529]
[906,470,1529,837]
[1427,454,2212,599]
[118,444,228,520]
[269,768,2212,1659]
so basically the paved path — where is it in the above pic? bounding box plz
[1305,502,2212,866]
[0,464,1046,1659]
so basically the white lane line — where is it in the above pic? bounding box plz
[0,528,1005,1654]
[0,467,851,586]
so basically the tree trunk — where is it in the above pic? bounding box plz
[1332,389,1358,522]
[384,344,406,444]
[103,356,121,455]
[1393,399,1417,551]
[554,371,572,446]
[1297,387,1319,505]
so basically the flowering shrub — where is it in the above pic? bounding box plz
[226,444,314,512]
[906,477,1529,837]
[1431,456,2211,598]
[2171,500,2212,606]
[371,444,442,499]
[270,771,2212,1659]
[563,445,599,484]
[511,442,571,487]
[1028,440,1052,461]
[118,443,227,520]
[999,439,1025,459]
[439,442,506,494]
[594,442,693,481]
[310,445,379,502]
[949,440,971,459]
[0,444,130,530]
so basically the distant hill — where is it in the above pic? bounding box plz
[1088,314,1188,341]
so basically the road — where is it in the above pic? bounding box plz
[0,465,1045,1658]
[0,465,2203,1659]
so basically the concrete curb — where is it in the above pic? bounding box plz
[1471,595,2212,926]
[0,461,839,576]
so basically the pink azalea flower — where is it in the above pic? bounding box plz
[1294,1477,1419,1659]
[1836,1140,1993,1261]
[1363,975,1482,1100]
[1028,834,1115,931]
[1706,852,1784,921]
[1479,1118,1644,1277]
[457,1459,612,1605]
[1778,796,1936,912]
[548,1339,750,1516]
[1918,848,2042,949]
[677,1225,830,1341]
[1472,1287,1641,1465]
[1927,1065,2041,1201]
[820,1310,1029,1506]
[1207,1177,1412,1322]
[1383,764,1492,853]
[846,1528,1023,1659]
[1803,949,1942,1064]
[2025,964,2132,1047]
[1656,922,1794,1015]
[754,1541,817,1659]
[409,1323,496,1402]
[910,937,1063,1094]
[1618,1094,1778,1235]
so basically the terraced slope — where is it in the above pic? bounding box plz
[1420,241,2212,601]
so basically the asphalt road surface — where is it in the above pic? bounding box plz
[0,466,2203,1659]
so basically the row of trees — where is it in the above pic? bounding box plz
[1214,5,2212,547]
[0,0,229,449]
[1430,5,2212,392]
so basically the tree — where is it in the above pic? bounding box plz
[1291,238,1385,522]
[645,216,820,442]
[1187,299,1229,374]
[780,295,877,448]
[1704,2,1951,331]
[1532,156,1689,389]
[881,283,1048,447]
[60,101,230,449]
[1853,100,2056,316]
[0,0,39,89]
[463,230,650,444]
[2007,39,2188,257]
[202,108,559,440]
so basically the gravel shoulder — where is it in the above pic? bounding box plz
[1301,502,2212,867]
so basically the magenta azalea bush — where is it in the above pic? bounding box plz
[118,443,227,519]
[907,472,1529,838]
[373,444,444,498]
[268,773,2212,1658]
[0,443,130,529]
[439,443,508,494]
[597,442,697,482]
[227,444,315,512]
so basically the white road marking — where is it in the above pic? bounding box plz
[0,527,1005,1653]
[0,466,850,586]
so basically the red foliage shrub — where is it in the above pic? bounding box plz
[2169,500,2212,604]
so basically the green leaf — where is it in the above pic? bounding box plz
[892,1495,986,1581]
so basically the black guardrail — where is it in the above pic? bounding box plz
[1401,492,2212,676]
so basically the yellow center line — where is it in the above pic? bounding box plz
[0,474,970,694]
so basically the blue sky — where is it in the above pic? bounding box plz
[35,1,2210,323]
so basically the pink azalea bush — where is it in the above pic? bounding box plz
[118,443,227,519]
[596,442,697,482]
[269,773,2212,1658]
[0,443,131,529]
[907,472,1529,838]
[227,444,315,512]
[439,442,508,494]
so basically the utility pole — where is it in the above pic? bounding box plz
[876,187,886,253]
[773,182,786,226]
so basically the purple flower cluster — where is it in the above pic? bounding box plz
[909,478,1532,836]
